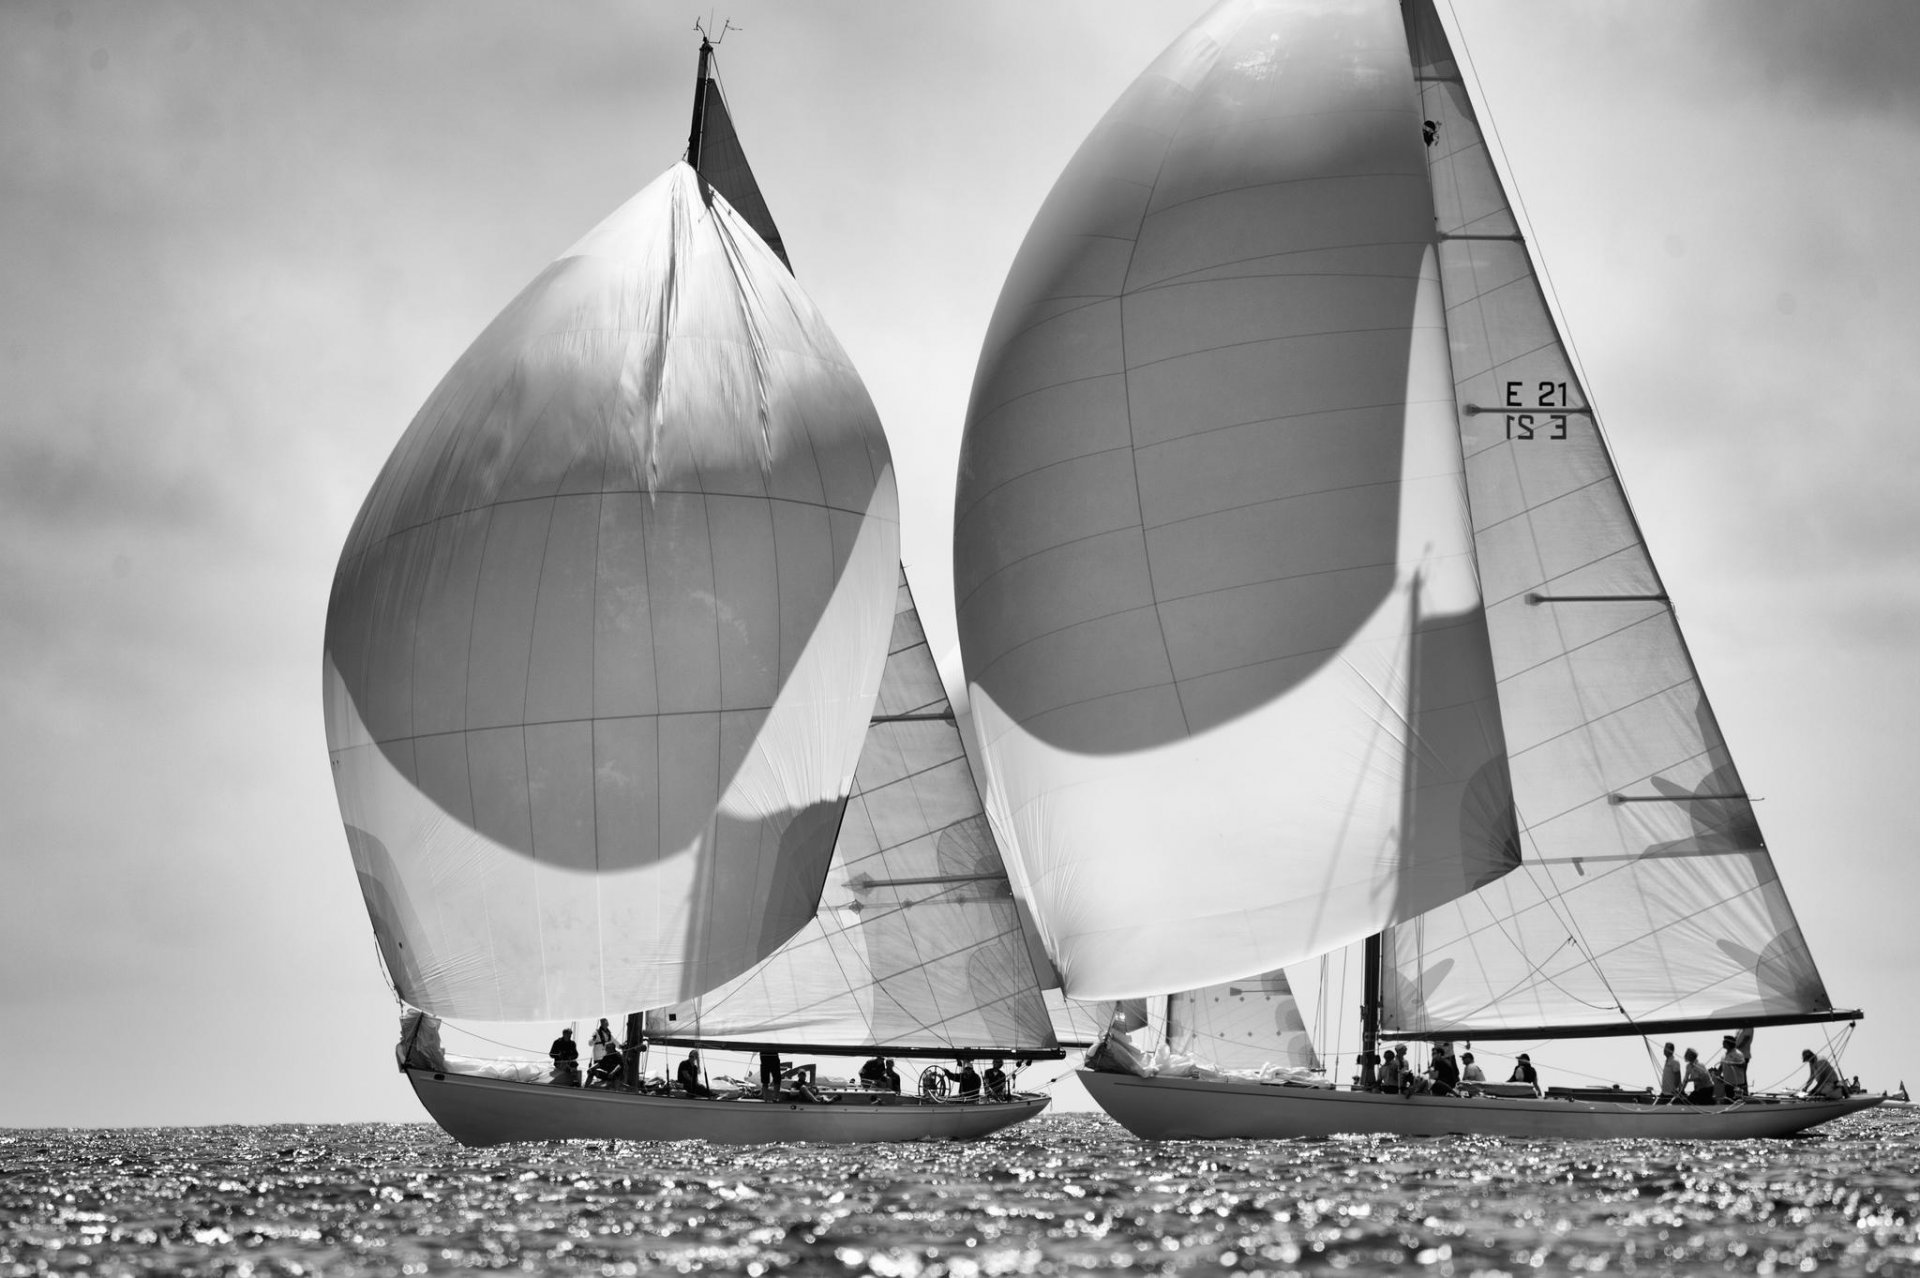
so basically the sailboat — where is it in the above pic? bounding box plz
[952,0,1884,1139]
[323,33,1057,1146]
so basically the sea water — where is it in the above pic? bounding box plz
[4,1109,1916,1276]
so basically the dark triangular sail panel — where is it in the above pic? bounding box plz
[689,58,791,272]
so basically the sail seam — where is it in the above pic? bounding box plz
[1502,676,1699,774]
[1120,319,1453,376]
[1128,244,1438,294]
[340,490,874,568]
[681,898,1037,1046]
[1133,166,1429,231]
[750,923,1041,1046]
[1413,873,1798,1029]
[1489,610,1667,688]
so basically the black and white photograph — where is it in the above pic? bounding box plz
[5,2,1918,1273]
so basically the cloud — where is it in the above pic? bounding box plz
[1712,0,1920,118]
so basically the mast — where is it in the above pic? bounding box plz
[1359,933,1381,1089]
[685,36,714,168]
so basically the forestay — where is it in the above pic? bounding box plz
[648,571,1058,1055]
[954,0,1518,1001]
[324,163,898,1020]
[1380,0,1832,1037]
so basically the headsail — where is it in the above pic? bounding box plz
[324,163,898,1020]
[647,569,1059,1056]
[1170,970,1321,1074]
[953,0,1516,1001]
[1380,0,1837,1038]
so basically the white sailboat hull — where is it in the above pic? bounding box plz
[407,1068,1049,1146]
[1080,1071,1884,1140]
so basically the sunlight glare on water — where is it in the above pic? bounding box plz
[4,1109,1918,1275]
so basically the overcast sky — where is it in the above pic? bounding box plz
[4,1,1917,1127]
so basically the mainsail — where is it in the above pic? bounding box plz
[324,160,898,1021]
[647,569,1058,1056]
[953,0,1518,1001]
[1379,0,1837,1038]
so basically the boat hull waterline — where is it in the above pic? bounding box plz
[408,1069,1049,1146]
[1080,1071,1884,1140]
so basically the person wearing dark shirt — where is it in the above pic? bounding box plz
[1658,1042,1682,1101]
[1429,1043,1460,1097]
[677,1049,713,1099]
[859,1055,888,1090]
[1507,1053,1539,1094]
[759,1049,783,1101]
[883,1059,901,1093]
[983,1056,1010,1101]
[586,1043,625,1087]
[549,1028,580,1086]
[941,1058,981,1099]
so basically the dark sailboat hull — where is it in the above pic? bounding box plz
[407,1068,1048,1146]
[1080,1070,1883,1140]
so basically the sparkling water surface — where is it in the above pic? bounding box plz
[5,1109,1917,1276]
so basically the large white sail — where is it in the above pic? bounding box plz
[646,570,1058,1054]
[324,163,898,1021]
[1380,0,1833,1036]
[1170,970,1321,1074]
[954,0,1517,1001]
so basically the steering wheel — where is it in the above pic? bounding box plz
[919,1066,949,1098]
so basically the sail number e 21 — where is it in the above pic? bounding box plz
[1505,381,1570,441]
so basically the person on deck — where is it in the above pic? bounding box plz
[883,1059,902,1093]
[1682,1047,1713,1104]
[759,1049,784,1100]
[1507,1053,1540,1095]
[941,1058,982,1099]
[677,1049,713,1099]
[589,1018,615,1070]
[778,1061,834,1103]
[1719,1034,1749,1099]
[1460,1052,1486,1089]
[859,1055,888,1090]
[1396,1044,1429,1095]
[586,1043,625,1088]
[1802,1049,1845,1099]
[983,1056,1010,1101]
[1428,1043,1460,1097]
[548,1028,580,1086]
[1377,1045,1403,1094]
[1658,1042,1682,1101]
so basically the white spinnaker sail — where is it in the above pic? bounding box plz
[647,570,1058,1053]
[1169,970,1321,1074]
[324,163,898,1020]
[1380,0,1832,1036]
[954,0,1516,1001]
